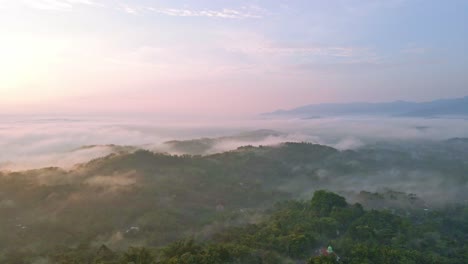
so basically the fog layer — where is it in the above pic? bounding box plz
[2,115,468,170]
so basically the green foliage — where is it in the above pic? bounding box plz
[345,210,409,245]
[152,190,467,264]
[121,247,155,264]
[308,255,339,264]
[156,239,279,264]
[4,189,465,264]
[0,142,467,263]
[310,190,348,217]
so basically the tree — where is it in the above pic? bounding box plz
[121,247,155,264]
[311,190,347,217]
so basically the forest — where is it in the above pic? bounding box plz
[11,190,468,264]
[1,141,467,263]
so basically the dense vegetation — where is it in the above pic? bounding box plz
[19,191,468,263]
[154,190,468,264]
[1,141,467,263]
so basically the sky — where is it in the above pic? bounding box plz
[0,0,467,117]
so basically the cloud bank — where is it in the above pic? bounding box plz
[2,115,468,171]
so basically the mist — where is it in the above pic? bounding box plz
[2,115,468,171]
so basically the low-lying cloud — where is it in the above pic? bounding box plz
[2,115,468,171]
[85,171,138,188]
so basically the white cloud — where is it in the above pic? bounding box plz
[119,4,266,19]
[2,116,468,171]
[21,0,98,11]
[229,44,362,57]
[150,7,262,19]
[119,4,138,14]
[220,31,376,65]
[85,172,137,188]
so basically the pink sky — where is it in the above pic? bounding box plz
[1,0,467,116]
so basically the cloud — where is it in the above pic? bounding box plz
[213,31,385,77]
[149,7,263,19]
[0,118,167,171]
[0,145,120,171]
[119,4,138,14]
[85,171,137,188]
[219,31,378,67]
[229,43,364,58]
[1,116,468,171]
[333,137,364,150]
[119,4,266,19]
[21,0,98,11]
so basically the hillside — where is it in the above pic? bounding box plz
[163,129,286,155]
[1,141,467,262]
[11,191,468,263]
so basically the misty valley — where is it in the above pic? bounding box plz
[2,0,468,263]
[1,132,467,263]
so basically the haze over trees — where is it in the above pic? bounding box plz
[1,139,467,263]
[2,0,468,263]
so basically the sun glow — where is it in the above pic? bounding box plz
[0,34,67,100]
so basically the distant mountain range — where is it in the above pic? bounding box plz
[264,96,468,118]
